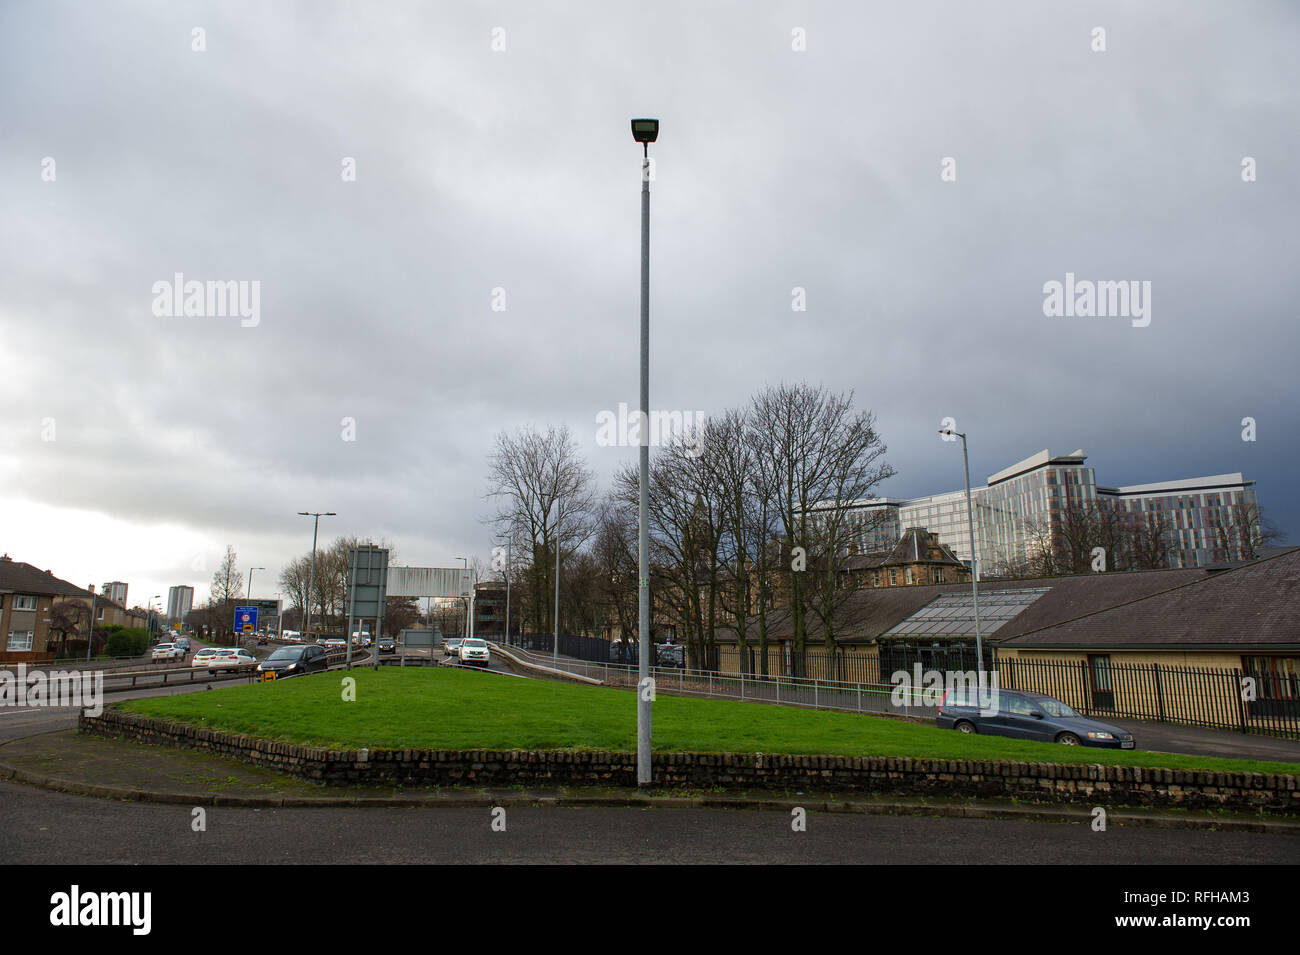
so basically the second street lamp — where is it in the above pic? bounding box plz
[939,429,984,675]
[299,511,336,644]
[247,567,265,601]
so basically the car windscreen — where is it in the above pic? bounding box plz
[1035,698,1078,718]
[268,648,304,660]
[463,640,487,648]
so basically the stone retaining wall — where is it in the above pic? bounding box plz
[80,708,1300,813]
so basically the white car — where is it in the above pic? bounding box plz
[193,647,256,672]
[152,643,184,662]
[458,638,491,667]
[192,648,222,668]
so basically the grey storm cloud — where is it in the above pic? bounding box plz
[1,0,1296,601]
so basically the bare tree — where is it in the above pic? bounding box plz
[48,600,89,657]
[278,555,312,620]
[1051,498,1127,574]
[613,429,724,669]
[705,409,759,675]
[382,597,419,638]
[1021,517,1061,577]
[1124,510,1176,569]
[486,425,596,634]
[1212,500,1285,561]
[591,496,639,643]
[211,546,244,605]
[749,383,895,674]
[801,408,895,653]
[209,546,244,643]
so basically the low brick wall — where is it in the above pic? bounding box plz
[0,651,56,665]
[80,708,1300,813]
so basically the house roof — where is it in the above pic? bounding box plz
[0,558,93,599]
[1000,547,1300,650]
[714,565,1209,644]
[843,528,966,572]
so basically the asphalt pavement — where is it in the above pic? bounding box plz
[1,778,1294,864]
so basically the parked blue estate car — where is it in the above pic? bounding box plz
[937,688,1136,749]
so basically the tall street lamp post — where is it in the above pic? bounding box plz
[631,117,658,789]
[939,429,984,674]
[554,534,561,663]
[85,585,98,662]
[503,539,511,642]
[298,512,335,643]
[455,557,469,640]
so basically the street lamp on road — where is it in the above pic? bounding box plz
[247,567,265,601]
[631,117,658,789]
[939,429,984,673]
[298,512,336,642]
[455,557,469,640]
[548,499,562,665]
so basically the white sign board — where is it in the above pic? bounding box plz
[386,567,473,598]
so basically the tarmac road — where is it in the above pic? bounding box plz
[0,779,1294,865]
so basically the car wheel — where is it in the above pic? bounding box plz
[1057,732,1081,746]
[954,720,977,734]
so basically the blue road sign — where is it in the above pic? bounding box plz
[234,605,259,633]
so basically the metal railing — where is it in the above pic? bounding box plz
[498,643,938,718]
[998,658,1300,739]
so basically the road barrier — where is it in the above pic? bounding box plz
[497,644,937,718]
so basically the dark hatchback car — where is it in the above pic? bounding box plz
[255,644,328,679]
[937,688,1135,749]
[377,636,396,654]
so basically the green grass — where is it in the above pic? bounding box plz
[118,667,1300,776]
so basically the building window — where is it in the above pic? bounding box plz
[14,595,37,611]
[873,571,880,587]
[905,567,913,585]
[889,569,897,586]
[97,606,105,621]
[1242,656,1299,701]
[7,631,35,651]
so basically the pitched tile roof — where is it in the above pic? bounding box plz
[843,528,966,572]
[714,566,1208,644]
[1000,547,1300,650]
[0,559,93,598]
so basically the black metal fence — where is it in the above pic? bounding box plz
[710,645,1299,739]
[709,646,878,683]
[995,657,1300,739]
[711,643,1000,684]
[490,632,629,665]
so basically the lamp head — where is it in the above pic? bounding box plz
[631,118,659,144]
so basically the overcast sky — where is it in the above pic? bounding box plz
[2,1,1296,608]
